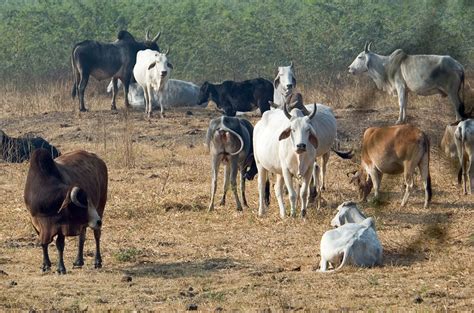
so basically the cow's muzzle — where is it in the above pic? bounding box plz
[160,71,168,78]
[296,144,306,154]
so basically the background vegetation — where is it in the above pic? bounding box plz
[0,0,472,86]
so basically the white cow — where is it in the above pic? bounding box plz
[454,119,474,194]
[273,63,297,108]
[133,49,173,118]
[106,79,199,108]
[319,217,383,272]
[254,104,319,218]
[330,201,367,227]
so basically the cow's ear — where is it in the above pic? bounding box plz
[278,127,291,141]
[148,62,156,70]
[273,76,280,89]
[292,76,297,88]
[309,132,319,149]
[167,62,173,69]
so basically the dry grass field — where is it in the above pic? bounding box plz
[0,78,473,311]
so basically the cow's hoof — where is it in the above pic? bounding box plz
[79,108,88,112]
[301,210,307,218]
[219,200,225,206]
[41,265,51,273]
[236,206,243,212]
[94,261,102,269]
[290,212,297,218]
[73,259,84,268]
[111,106,117,111]
[57,267,66,275]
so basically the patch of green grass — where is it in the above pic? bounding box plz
[113,248,142,262]
[202,291,226,302]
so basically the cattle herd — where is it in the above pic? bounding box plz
[0,30,472,274]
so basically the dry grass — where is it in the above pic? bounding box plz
[0,77,473,311]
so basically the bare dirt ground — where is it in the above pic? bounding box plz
[0,80,472,311]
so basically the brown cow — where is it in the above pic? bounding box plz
[350,124,432,208]
[24,149,108,274]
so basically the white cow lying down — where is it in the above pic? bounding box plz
[319,216,383,272]
[106,79,199,108]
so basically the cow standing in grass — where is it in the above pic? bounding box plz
[454,119,474,194]
[71,30,161,112]
[350,124,432,208]
[348,42,466,123]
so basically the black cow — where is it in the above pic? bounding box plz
[197,78,274,116]
[0,130,60,163]
[71,30,161,112]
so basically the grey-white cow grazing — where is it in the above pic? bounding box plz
[206,116,255,212]
[319,217,383,272]
[454,119,474,194]
[330,201,367,228]
[349,42,466,124]
[106,79,199,108]
[133,49,173,118]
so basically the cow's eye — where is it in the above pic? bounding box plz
[358,56,364,59]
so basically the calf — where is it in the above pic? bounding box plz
[206,116,255,211]
[330,201,367,227]
[254,104,319,218]
[454,119,474,194]
[133,49,173,118]
[24,149,108,274]
[319,217,383,272]
[350,124,432,208]
[198,78,273,116]
[0,130,60,163]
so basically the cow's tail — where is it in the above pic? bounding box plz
[332,147,354,159]
[422,133,432,204]
[71,49,77,99]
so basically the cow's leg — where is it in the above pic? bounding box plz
[122,77,131,109]
[319,257,328,272]
[448,89,465,122]
[282,169,297,218]
[143,85,150,115]
[220,163,230,206]
[78,73,89,112]
[73,228,86,267]
[111,78,119,110]
[159,94,165,119]
[257,166,268,216]
[93,228,102,269]
[401,161,416,207]
[229,159,242,211]
[274,174,286,218]
[468,157,473,194]
[396,86,408,124]
[300,167,313,218]
[41,243,52,272]
[368,167,382,201]
[319,152,330,191]
[240,168,248,207]
[209,155,220,212]
[147,87,154,118]
[56,233,66,274]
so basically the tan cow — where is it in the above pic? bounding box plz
[350,124,432,208]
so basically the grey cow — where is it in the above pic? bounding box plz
[206,116,255,211]
[349,42,466,124]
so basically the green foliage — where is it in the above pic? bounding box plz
[0,0,472,84]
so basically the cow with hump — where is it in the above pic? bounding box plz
[24,149,108,274]
[350,124,432,208]
[348,42,466,124]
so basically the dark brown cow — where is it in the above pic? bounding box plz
[350,124,432,208]
[24,149,108,274]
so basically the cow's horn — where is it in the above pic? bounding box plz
[152,31,161,42]
[367,41,373,52]
[283,102,292,119]
[70,186,87,208]
[164,47,170,55]
[364,41,369,53]
[223,127,244,156]
[308,103,317,119]
[145,29,151,41]
[289,61,293,67]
